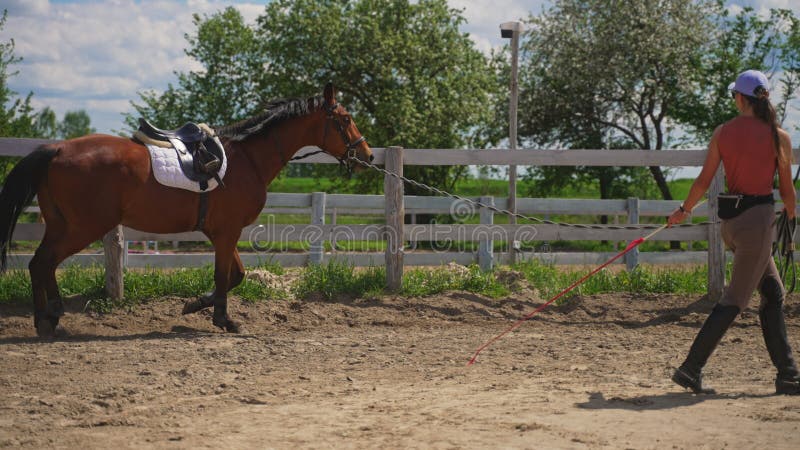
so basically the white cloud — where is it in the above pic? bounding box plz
[0,0,49,16]
[1,0,262,133]
[451,0,548,53]
[732,0,800,17]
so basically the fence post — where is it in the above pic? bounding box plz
[330,207,338,252]
[707,168,725,301]
[310,191,326,265]
[626,197,639,271]
[103,225,124,300]
[478,196,495,271]
[385,146,404,291]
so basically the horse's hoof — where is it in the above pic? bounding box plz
[36,318,56,338]
[213,316,241,333]
[225,320,241,333]
[182,299,202,315]
[183,295,214,315]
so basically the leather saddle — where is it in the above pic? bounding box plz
[135,118,225,191]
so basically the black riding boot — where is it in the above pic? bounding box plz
[760,295,800,395]
[672,303,740,394]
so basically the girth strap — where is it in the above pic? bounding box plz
[195,192,208,231]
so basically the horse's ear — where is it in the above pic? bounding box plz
[323,82,336,106]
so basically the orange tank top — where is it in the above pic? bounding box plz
[718,116,776,196]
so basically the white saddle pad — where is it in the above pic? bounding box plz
[146,140,227,193]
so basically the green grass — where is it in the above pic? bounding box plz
[401,264,510,298]
[268,177,339,193]
[513,260,708,299]
[0,262,287,311]
[0,259,739,313]
[0,270,36,302]
[293,260,385,300]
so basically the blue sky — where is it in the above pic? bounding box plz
[1,0,798,168]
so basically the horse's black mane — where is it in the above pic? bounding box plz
[217,95,325,141]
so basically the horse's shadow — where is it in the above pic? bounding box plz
[0,325,255,345]
[575,390,774,411]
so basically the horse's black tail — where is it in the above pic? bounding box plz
[0,147,58,272]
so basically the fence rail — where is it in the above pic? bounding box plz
[4,137,800,300]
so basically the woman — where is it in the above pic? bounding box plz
[668,69,799,395]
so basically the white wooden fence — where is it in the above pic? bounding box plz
[3,138,799,300]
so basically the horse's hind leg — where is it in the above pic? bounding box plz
[29,243,53,335]
[29,232,69,336]
[30,225,110,337]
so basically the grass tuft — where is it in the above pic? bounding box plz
[401,264,510,298]
[293,260,385,300]
[514,259,708,299]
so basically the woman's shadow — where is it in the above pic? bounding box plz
[576,390,774,411]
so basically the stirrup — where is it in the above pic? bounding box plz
[203,159,221,172]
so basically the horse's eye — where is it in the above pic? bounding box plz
[344,116,351,125]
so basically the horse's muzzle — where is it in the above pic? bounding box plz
[350,147,373,172]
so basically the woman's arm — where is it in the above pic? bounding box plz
[668,125,723,225]
[777,129,796,219]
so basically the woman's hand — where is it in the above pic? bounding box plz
[668,206,690,226]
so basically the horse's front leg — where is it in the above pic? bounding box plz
[182,234,241,332]
[181,249,245,319]
[210,243,241,333]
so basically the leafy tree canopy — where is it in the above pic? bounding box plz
[0,11,95,180]
[673,4,800,139]
[0,10,37,140]
[518,0,800,204]
[1,10,96,142]
[127,0,503,195]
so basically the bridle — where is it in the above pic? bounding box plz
[289,102,367,174]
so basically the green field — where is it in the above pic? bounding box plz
[269,175,697,199]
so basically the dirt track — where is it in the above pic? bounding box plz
[1,288,799,449]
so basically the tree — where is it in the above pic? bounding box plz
[128,0,503,197]
[257,0,502,195]
[57,110,95,139]
[673,5,800,138]
[25,107,95,140]
[0,10,37,140]
[0,11,96,183]
[0,10,39,180]
[518,0,718,204]
[32,107,57,139]
[518,0,800,207]
[127,7,263,130]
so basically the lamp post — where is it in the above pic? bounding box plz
[500,20,524,262]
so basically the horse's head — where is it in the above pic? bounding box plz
[320,82,373,172]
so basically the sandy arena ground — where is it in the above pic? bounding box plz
[1,283,799,449]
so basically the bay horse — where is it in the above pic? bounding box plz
[0,83,373,337]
